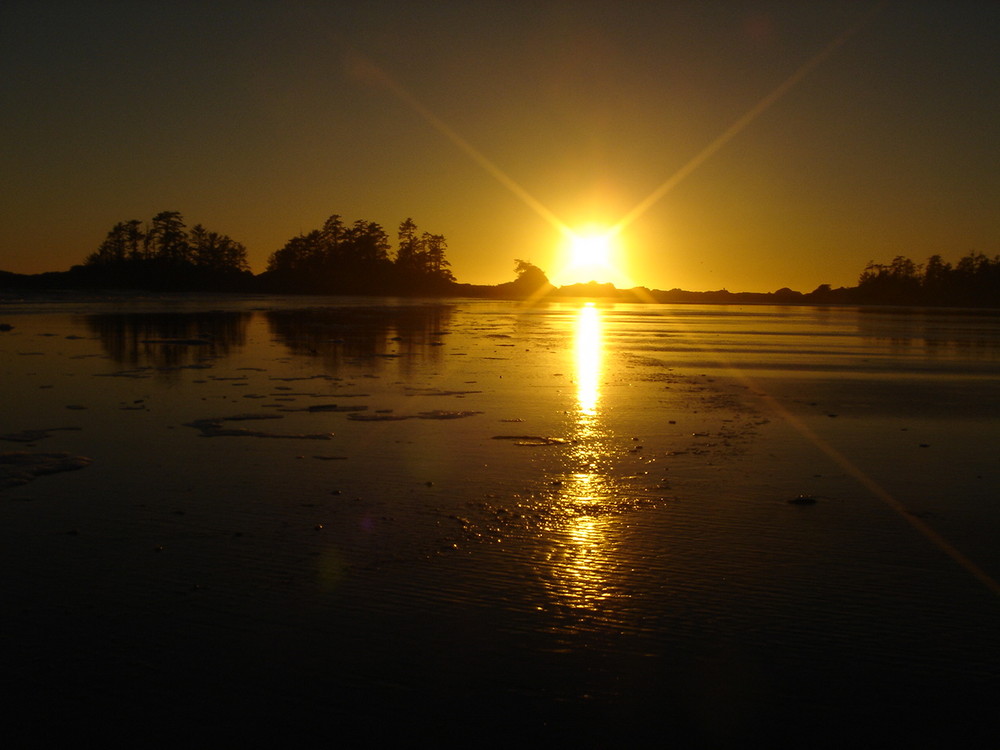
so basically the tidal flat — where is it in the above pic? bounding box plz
[2,295,999,746]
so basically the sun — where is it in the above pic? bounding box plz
[551,224,632,288]
[570,232,613,268]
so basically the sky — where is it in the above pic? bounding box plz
[2,1,997,292]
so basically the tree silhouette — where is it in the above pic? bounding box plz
[84,211,250,289]
[858,251,1000,306]
[267,231,321,274]
[263,213,455,294]
[395,218,421,274]
[88,222,130,266]
[147,211,190,265]
[424,233,453,280]
[346,220,391,267]
[514,259,548,287]
[190,224,249,273]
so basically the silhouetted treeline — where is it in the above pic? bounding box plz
[542,253,1000,308]
[259,215,456,295]
[4,216,999,307]
[82,211,253,290]
[854,253,1000,307]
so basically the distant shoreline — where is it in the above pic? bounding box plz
[3,263,999,309]
[0,268,839,305]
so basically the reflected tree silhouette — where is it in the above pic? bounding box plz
[83,311,250,374]
[856,308,1000,362]
[265,305,453,374]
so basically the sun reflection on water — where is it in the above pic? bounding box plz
[539,303,625,617]
[544,514,616,612]
[574,303,602,419]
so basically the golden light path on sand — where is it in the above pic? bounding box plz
[574,303,601,418]
[542,303,622,614]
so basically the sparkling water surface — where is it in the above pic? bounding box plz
[2,295,998,745]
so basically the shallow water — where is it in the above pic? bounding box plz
[2,296,999,745]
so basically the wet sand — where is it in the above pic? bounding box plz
[1,297,999,745]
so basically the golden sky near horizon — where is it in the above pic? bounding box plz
[1,1,997,292]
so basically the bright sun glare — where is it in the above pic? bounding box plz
[552,225,631,288]
[570,232,613,268]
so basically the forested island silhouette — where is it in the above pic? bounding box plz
[2,209,999,307]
